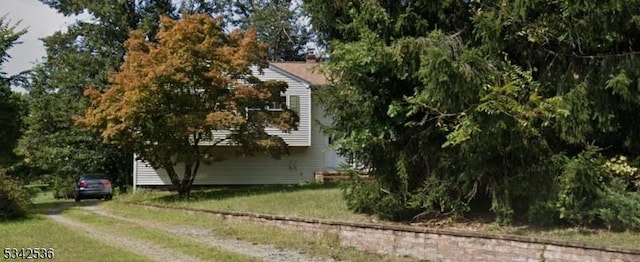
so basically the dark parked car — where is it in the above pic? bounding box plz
[73,173,113,202]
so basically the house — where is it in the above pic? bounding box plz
[131,56,347,190]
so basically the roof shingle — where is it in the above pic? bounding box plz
[269,62,328,86]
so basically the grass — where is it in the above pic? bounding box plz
[28,191,73,213]
[120,184,640,250]
[30,191,58,204]
[121,183,375,222]
[102,201,417,262]
[0,215,149,261]
[0,192,148,261]
[21,186,640,258]
[62,207,258,262]
[7,192,255,261]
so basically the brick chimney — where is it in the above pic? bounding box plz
[306,48,317,63]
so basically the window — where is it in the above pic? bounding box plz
[266,99,285,111]
[289,95,300,114]
[245,107,259,119]
[246,95,300,119]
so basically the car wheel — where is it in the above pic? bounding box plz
[105,195,113,201]
[74,197,81,202]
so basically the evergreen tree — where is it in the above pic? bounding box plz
[307,0,640,228]
[0,16,27,169]
[225,0,312,61]
[0,16,30,220]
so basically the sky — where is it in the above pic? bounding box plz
[2,0,80,92]
[1,0,315,93]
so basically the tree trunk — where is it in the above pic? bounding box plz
[177,137,203,198]
[161,140,202,198]
[176,157,201,199]
[163,162,182,192]
[177,184,190,198]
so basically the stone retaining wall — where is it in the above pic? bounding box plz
[134,203,640,261]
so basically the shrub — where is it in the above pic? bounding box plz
[527,201,560,227]
[376,193,419,221]
[24,185,43,197]
[555,147,606,226]
[0,170,31,220]
[340,170,380,214]
[408,175,471,221]
[554,148,640,230]
[341,169,423,221]
[593,178,640,231]
[49,176,75,200]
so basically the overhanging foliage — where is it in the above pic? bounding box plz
[78,14,298,197]
[308,0,640,228]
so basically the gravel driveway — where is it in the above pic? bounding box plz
[46,207,199,262]
[45,203,335,262]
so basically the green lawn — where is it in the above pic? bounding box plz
[102,201,416,262]
[0,216,149,261]
[63,208,258,262]
[0,193,148,261]
[121,183,640,249]
[14,189,411,261]
[122,183,375,222]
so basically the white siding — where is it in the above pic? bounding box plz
[135,94,336,185]
[204,66,311,146]
[255,66,311,146]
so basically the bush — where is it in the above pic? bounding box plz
[340,171,380,214]
[341,170,422,221]
[527,201,560,227]
[49,176,75,200]
[554,148,640,230]
[0,170,31,220]
[555,148,606,226]
[376,193,418,221]
[23,185,43,197]
[593,178,640,231]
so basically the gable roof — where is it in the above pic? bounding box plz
[269,62,328,86]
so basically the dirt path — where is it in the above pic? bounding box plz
[46,210,200,262]
[79,205,335,262]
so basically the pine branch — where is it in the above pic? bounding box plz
[545,48,640,59]
[572,51,640,59]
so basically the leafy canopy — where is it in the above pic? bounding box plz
[78,14,298,196]
[17,1,179,186]
[0,16,27,169]
[309,0,640,228]
[0,16,30,220]
[225,0,312,61]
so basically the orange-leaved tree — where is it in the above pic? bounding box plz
[77,14,298,197]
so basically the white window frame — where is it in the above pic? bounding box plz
[246,93,289,118]
[266,93,287,111]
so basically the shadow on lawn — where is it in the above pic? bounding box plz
[155,182,341,203]
[31,199,106,216]
[1,199,107,224]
